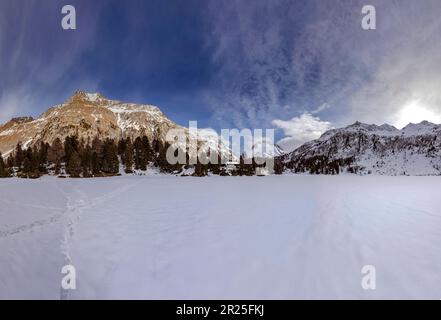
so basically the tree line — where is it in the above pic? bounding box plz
[0,135,283,179]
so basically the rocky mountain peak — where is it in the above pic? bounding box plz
[9,116,34,124]
[68,90,106,104]
[378,124,398,131]
[345,121,398,133]
[0,92,234,162]
[282,120,441,175]
[401,120,438,133]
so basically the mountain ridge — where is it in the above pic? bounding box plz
[0,91,234,161]
[281,120,441,175]
[2,92,441,176]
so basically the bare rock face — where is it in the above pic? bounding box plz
[280,121,441,175]
[0,91,231,160]
[9,117,34,124]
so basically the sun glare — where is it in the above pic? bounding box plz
[394,100,441,129]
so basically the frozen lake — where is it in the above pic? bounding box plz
[1,175,441,299]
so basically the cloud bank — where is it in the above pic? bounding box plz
[272,113,333,152]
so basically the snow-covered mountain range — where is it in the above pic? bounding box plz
[280,121,441,175]
[2,91,441,175]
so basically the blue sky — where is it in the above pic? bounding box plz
[1,0,441,150]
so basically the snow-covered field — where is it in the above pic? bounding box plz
[1,175,441,299]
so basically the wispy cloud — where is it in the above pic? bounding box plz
[2,0,441,136]
[202,0,441,143]
[0,0,101,123]
[202,0,368,129]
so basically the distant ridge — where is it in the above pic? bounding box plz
[279,121,441,175]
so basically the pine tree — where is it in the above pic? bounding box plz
[91,151,101,175]
[156,140,173,172]
[81,145,93,177]
[22,157,32,175]
[48,138,64,174]
[0,152,11,178]
[274,158,284,175]
[18,146,39,178]
[247,158,257,176]
[238,155,246,176]
[66,150,82,177]
[141,136,152,163]
[0,152,4,177]
[6,155,14,169]
[118,139,127,157]
[152,132,161,155]
[30,145,41,174]
[193,161,208,177]
[64,136,81,175]
[102,139,119,175]
[207,151,221,175]
[64,136,74,160]
[38,142,49,173]
[134,137,147,170]
[14,142,24,169]
[238,156,256,176]
[124,138,134,173]
[90,136,104,175]
[133,137,140,169]
[92,136,103,155]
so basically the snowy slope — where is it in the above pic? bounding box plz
[283,121,441,175]
[243,138,285,159]
[1,176,441,299]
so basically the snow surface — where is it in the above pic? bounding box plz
[1,175,441,299]
[85,93,100,102]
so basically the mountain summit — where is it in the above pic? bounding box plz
[280,121,441,175]
[0,91,232,160]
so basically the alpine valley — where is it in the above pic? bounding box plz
[1,91,441,177]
